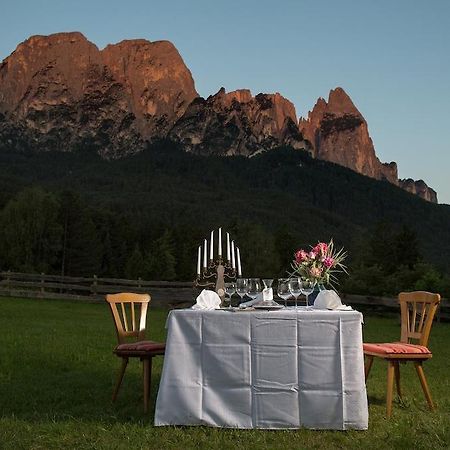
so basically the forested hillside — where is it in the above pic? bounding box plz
[0,141,449,296]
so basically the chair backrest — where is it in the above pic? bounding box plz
[399,291,441,347]
[106,293,151,344]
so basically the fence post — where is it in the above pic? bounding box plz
[40,273,45,296]
[6,270,11,291]
[92,274,98,296]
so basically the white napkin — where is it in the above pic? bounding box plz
[192,289,221,310]
[313,290,351,310]
[239,292,263,308]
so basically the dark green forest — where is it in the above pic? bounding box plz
[0,141,449,297]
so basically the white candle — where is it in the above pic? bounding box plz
[197,246,201,275]
[226,233,230,261]
[218,227,222,256]
[210,230,214,260]
[231,241,236,269]
[203,239,207,268]
[237,247,242,276]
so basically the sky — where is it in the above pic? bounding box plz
[1,0,449,203]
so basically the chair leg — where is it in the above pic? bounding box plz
[112,357,128,402]
[386,361,395,418]
[414,361,434,410]
[394,362,402,399]
[143,357,153,413]
[365,356,374,381]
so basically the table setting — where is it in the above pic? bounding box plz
[154,232,368,430]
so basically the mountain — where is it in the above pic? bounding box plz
[0,32,437,202]
[299,88,398,183]
[399,179,437,203]
[0,32,197,158]
[169,87,310,156]
[298,88,437,203]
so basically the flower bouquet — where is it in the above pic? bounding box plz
[291,240,347,288]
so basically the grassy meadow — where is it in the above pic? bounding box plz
[0,296,449,449]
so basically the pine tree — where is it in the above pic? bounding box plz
[0,187,62,272]
[125,245,146,279]
[148,230,177,280]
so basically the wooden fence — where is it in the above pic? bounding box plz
[0,271,448,319]
[0,271,195,308]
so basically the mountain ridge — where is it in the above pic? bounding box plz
[0,32,437,202]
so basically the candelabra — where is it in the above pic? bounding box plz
[194,228,242,306]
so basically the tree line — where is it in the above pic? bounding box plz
[0,142,449,297]
[0,186,448,297]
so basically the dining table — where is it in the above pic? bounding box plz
[154,307,368,430]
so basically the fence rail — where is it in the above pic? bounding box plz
[0,271,448,319]
[0,271,195,308]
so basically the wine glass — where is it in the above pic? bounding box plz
[288,277,302,309]
[301,279,314,307]
[247,278,262,302]
[224,282,236,308]
[236,278,249,305]
[262,279,273,289]
[277,278,291,308]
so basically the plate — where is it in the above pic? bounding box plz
[326,306,353,311]
[253,304,284,310]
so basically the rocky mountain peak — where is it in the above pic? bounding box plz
[101,38,197,138]
[327,87,361,116]
[0,33,438,202]
[399,179,438,203]
[299,87,388,180]
[298,87,436,202]
[169,87,310,156]
[0,32,197,157]
[222,89,253,104]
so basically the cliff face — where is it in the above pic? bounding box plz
[0,32,197,157]
[299,87,436,202]
[399,179,438,203]
[169,88,310,156]
[299,88,398,184]
[101,39,197,138]
[0,33,438,202]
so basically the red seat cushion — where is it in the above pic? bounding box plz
[363,342,431,355]
[115,340,165,354]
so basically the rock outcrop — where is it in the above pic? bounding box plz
[169,88,310,156]
[299,87,437,202]
[0,33,438,202]
[299,87,398,184]
[399,179,438,203]
[0,32,197,157]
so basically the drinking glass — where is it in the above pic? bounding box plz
[301,279,314,307]
[224,282,236,308]
[247,278,262,301]
[277,278,291,307]
[262,279,273,289]
[236,278,249,305]
[288,277,302,309]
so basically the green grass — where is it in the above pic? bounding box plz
[0,297,449,450]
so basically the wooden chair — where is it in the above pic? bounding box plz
[106,293,165,413]
[364,291,440,418]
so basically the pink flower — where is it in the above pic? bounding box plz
[295,249,308,263]
[323,257,335,268]
[310,266,323,278]
[314,242,328,256]
[308,251,317,260]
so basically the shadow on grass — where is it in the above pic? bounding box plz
[0,349,164,425]
[367,395,386,406]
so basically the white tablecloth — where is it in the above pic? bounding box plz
[154,308,368,430]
